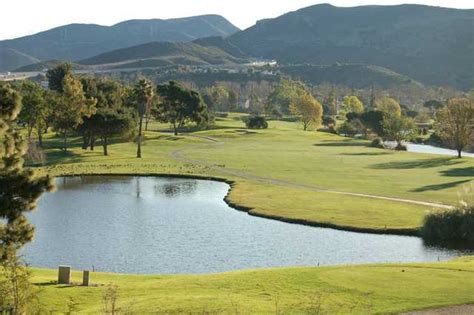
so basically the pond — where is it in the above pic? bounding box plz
[24,176,472,274]
[406,143,474,158]
[385,141,474,158]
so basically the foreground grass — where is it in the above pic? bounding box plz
[33,257,474,313]
[35,114,474,233]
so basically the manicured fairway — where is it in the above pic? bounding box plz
[36,114,474,234]
[33,257,474,313]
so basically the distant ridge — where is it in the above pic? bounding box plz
[78,41,249,68]
[0,15,240,71]
[280,64,423,89]
[228,4,474,89]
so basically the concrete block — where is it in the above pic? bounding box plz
[58,266,71,284]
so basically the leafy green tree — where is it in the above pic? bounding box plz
[88,109,135,156]
[435,98,474,158]
[46,63,73,92]
[383,115,417,149]
[0,84,53,261]
[205,85,230,112]
[324,90,337,115]
[342,96,364,114]
[290,92,323,131]
[350,111,386,136]
[369,85,376,110]
[19,81,50,146]
[267,78,308,114]
[376,97,401,116]
[51,74,97,151]
[423,100,444,113]
[80,78,128,149]
[132,79,154,158]
[156,81,209,135]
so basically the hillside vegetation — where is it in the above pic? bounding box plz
[280,63,423,88]
[0,47,39,71]
[229,4,474,89]
[79,41,249,68]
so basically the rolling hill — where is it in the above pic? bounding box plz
[0,15,240,71]
[280,64,423,88]
[78,41,249,69]
[0,47,39,72]
[228,4,474,89]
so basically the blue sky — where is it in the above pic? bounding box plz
[1,0,472,40]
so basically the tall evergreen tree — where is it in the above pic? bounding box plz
[46,63,73,93]
[0,84,53,261]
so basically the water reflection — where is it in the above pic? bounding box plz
[157,181,197,198]
[423,239,474,251]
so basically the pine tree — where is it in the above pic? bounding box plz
[0,84,53,261]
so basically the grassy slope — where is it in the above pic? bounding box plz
[36,114,474,233]
[33,257,474,313]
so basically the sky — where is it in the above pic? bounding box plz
[1,0,473,40]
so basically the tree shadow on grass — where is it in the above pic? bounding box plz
[45,150,86,165]
[411,179,471,192]
[371,157,463,170]
[35,281,57,287]
[341,152,393,156]
[440,167,474,177]
[314,140,368,147]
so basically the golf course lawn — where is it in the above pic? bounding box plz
[33,257,474,313]
[36,113,474,234]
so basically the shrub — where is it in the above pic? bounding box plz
[427,132,444,146]
[370,138,385,148]
[421,206,474,243]
[337,119,365,137]
[395,143,407,151]
[244,116,268,129]
[328,125,337,134]
[322,116,336,127]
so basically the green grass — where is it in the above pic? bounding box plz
[33,257,474,313]
[35,113,474,234]
[28,114,474,313]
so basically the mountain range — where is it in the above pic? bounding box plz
[0,15,240,70]
[1,4,473,89]
[227,4,474,89]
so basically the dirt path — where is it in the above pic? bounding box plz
[171,135,453,210]
[402,304,474,314]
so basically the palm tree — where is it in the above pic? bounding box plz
[133,79,154,158]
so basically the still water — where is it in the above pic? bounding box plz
[406,143,474,158]
[24,176,471,274]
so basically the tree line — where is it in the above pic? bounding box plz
[14,64,211,158]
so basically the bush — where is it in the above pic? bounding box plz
[244,116,268,129]
[337,119,366,137]
[395,143,407,151]
[427,132,443,146]
[322,116,336,127]
[370,138,385,148]
[421,206,474,243]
